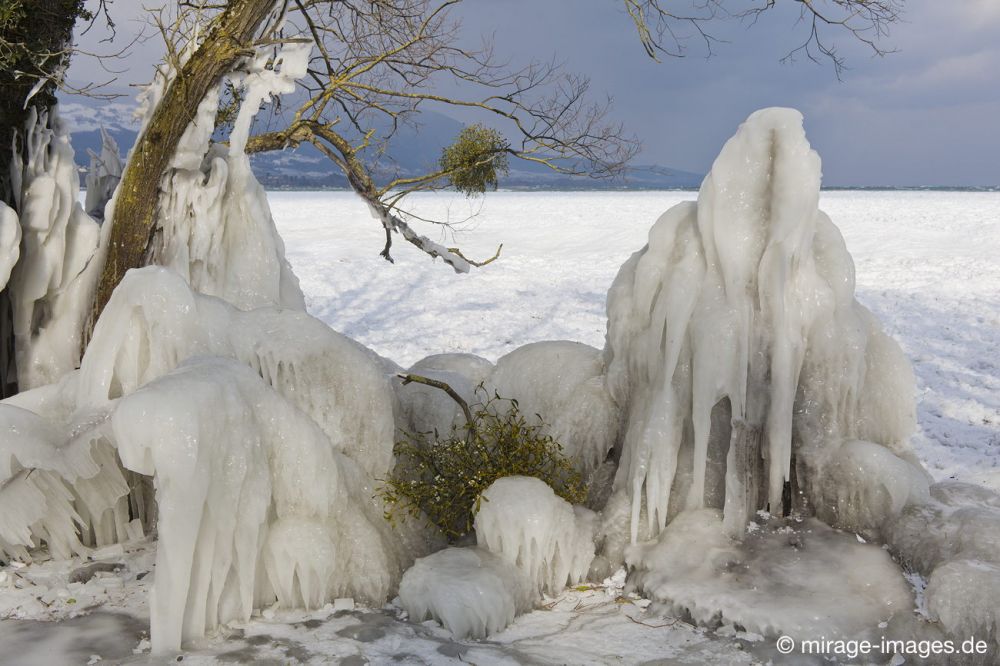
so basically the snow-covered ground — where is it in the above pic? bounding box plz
[277,189,1000,488]
[1,189,997,664]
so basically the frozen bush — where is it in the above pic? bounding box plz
[383,389,584,539]
[602,108,921,546]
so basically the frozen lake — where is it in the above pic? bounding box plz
[272,189,1000,487]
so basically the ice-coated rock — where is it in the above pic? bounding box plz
[627,509,914,642]
[491,341,620,478]
[399,547,533,638]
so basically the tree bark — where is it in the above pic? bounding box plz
[89,0,277,326]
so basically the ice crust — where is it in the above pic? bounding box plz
[885,481,1000,657]
[398,547,533,639]
[474,476,595,597]
[626,509,914,641]
[602,108,923,544]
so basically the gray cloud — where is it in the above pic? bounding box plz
[63,0,999,186]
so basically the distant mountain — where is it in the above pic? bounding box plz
[58,99,703,190]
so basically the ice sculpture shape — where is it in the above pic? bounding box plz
[110,356,421,653]
[474,476,595,597]
[399,547,533,638]
[7,107,102,389]
[603,108,921,541]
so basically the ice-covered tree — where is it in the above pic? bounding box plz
[90,0,907,324]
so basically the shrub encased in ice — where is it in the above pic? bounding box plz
[0,403,131,562]
[602,108,922,545]
[474,476,595,597]
[491,341,620,478]
[399,547,533,639]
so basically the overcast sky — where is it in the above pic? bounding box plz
[65,0,1000,186]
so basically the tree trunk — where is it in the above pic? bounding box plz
[89,0,277,327]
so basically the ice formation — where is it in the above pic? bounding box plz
[395,352,494,436]
[602,108,923,544]
[6,107,102,389]
[79,267,398,479]
[109,356,429,652]
[474,476,596,597]
[491,341,620,478]
[147,42,310,311]
[398,547,533,639]
[626,509,915,641]
[885,481,1000,657]
[0,201,20,289]
[0,403,131,562]
[84,128,123,222]
[0,263,428,652]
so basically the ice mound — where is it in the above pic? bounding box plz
[491,341,620,477]
[885,481,1000,658]
[602,107,922,544]
[398,547,533,639]
[627,509,913,641]
[110,356,427,653]
[395,353,494,436]
[78,267,397,478]
[475,476,596,597]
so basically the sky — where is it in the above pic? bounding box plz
[64,0,1000,187]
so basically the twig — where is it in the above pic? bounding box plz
[397,373,475,441]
